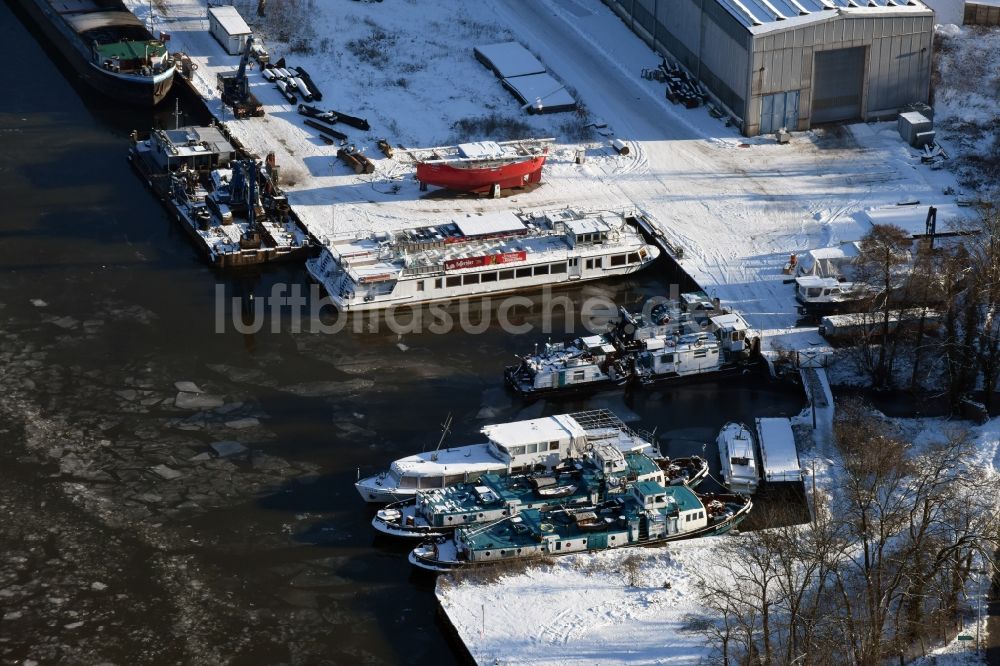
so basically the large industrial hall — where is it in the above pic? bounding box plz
[606,0,935,136]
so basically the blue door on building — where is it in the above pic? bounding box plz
[760,91,800,134]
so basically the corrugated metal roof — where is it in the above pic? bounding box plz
[716,0,929,29]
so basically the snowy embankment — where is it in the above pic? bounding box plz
[436,543,720,666]
[128,0,974,345]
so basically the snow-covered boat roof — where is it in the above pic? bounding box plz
[565,217,613,236]
[503,73,576,112]
[453,211,527,237]
[795,275,845,289]
[709,312,752,331]
[473,42,545,78]
[482,414,583,449]
[756,418,801,483]
[804,242,861,262]
[390,443,502,478]
[324,209,644,283]
[160,126,234,159]
[719,422,754,459]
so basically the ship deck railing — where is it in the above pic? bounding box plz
[569,409,649,446]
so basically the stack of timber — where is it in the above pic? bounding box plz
[661,60,706,108]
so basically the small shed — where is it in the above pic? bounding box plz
[208,5,252,56]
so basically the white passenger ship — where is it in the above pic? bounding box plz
[306,209,660,311]
[355,410,655,503]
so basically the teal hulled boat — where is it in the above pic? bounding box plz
[374,442,708,539]
[408,481,751,571]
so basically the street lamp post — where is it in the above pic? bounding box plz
[976,558,983,654]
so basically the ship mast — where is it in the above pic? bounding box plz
[429,413,453,460]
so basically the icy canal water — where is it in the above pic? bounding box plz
[0,3,805,662]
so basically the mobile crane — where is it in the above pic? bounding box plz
[217,35,264,118]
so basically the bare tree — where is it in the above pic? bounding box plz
[854,224,916,388]
[968,206,1000,408]
[908,237,946,392]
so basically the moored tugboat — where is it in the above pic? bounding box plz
[504,333,632,397]
[408,481,752,572]
[632,312,761,386]
[505,296,762,398]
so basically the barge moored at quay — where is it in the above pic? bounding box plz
[129,126,313,268]
[14,0,175,105]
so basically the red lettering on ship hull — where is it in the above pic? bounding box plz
[444,250,526,271]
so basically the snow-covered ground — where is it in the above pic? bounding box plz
[910,619,990,666]
[130,0,981,346]
[436,542,722,666]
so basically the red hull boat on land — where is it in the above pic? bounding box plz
[413,139,551,195]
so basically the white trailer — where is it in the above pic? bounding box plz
[208,5,252,56]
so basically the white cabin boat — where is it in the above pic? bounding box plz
[795,276,872,316]
[508,308,761,397]
[355,409,655,503]
[635,313,760,384]
[306,209,659,311]
[717,422,759,494]
[505,333,631,396]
